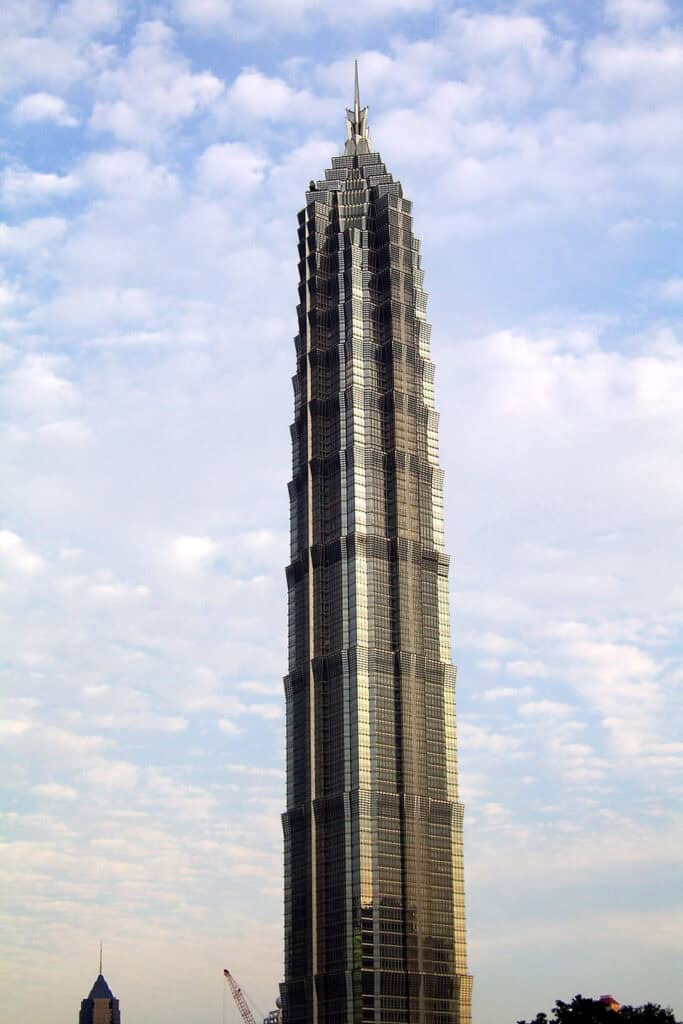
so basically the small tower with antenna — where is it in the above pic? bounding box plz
[79,944,121,1024]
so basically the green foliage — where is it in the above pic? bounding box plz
[517,995,680,1024]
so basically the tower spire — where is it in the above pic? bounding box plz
[99,940,103,975]
[345,59,370,155]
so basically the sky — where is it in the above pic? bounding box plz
[1,0,682,1022]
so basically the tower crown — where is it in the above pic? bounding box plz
[345,60,371,154]
[88,974,114,1000]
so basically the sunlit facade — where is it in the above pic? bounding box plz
[282,69,472,1024]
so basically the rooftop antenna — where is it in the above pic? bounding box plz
[345,59,370,155]
[99,940,103,976]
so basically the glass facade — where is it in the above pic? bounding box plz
[282,78,472,1024]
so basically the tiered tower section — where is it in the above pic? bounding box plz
[282,70,472,1024]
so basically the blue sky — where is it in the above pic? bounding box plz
[1,1,682,1022]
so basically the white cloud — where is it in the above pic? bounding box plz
[0,718,34,735]
[0,531,45,574]
[227,763,282,777]
[462,631,518,655]
[0,216,67,252]
[218,719,241,735]
[0,277,22,309]
[170,535,221,571]
[174,0,233,29]
[246,703,281,720]
[4,354,78,418]
[605,0,670,30]
[196,142,267,192]
[651,276,683,301]
[37,418,92,445]
[80,149,179,198]
[31,782,78,800]
[82,759,139,788]
[90,20,224,146]
[459,720,522,755]
[481,686,533,701]
[13,91,78,126]
[1,166,78,205]
[558,631,663,757]
[545,734,609,783]
[94,712,187,731]
[87,579,150,602]
[0,36,87,97]
[53,0,124,37]
[36,284,162,333]
[174,0,435,32]
[223,69,321,122]
[585,31,683,93]
[237,680,281,695]
[519,700,574,719]
[506,660,549,679]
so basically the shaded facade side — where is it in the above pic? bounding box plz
[282,134,471,1024]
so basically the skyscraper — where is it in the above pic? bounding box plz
[79,972,121,1024]
[282,67,472,1024]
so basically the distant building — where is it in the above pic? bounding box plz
[79,972,121,1024]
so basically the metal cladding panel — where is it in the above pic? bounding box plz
[282,111,471,1024]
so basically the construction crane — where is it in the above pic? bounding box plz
[223,968,257,1024]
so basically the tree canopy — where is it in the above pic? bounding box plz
[517,994,681,1024]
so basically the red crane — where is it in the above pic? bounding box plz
[223,968,257,1024]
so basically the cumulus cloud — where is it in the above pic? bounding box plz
[218,719,241,735]
[13,91,78,126]
[90,20,224,146]
[0,216,67,252]
[0,718,34,735]
[174,0,435,32]
[80,148,179,198]
[219,69,326,124]
[605,0,670,30]
[481,686,534,701]
[31,782,78,800]
[83,760,139,788]
[459,721,522,755]
[3,354,78,418]
[519,700,574,719]
[0,530,45,574]
[196,142,267,191]
[650,276,683,301]
[169,534,221,571]
[506,660,549,679]
[1,166,78,205]
[53,0,124,37]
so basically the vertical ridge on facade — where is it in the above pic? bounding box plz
[282,75,472,1024]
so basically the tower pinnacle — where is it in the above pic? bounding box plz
[345,59,371,154]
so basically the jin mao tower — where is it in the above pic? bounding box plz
[282,68,472,1024]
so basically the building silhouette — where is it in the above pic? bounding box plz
[282,67,472,1024]
[79,972,121,1024]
